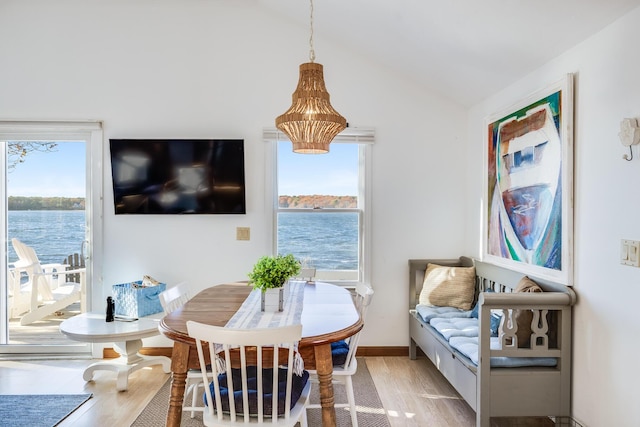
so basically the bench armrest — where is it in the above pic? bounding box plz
[480,291,576,308]
[478,290,575,357]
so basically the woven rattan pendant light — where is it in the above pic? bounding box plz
[275,0,347,154]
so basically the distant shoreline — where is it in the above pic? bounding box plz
[8,195,358,210]
[279,195,356,209]
[8,196,85,211]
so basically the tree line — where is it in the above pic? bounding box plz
[278,195,357,209]
[8,196,85,210]
[9,195,352,210]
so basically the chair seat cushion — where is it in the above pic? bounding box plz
[205,367,309,416]
[331,340,350,366]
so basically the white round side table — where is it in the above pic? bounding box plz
[60,312,171,391]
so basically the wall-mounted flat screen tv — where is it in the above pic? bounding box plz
[109,139,246,214]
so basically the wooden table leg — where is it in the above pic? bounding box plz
[166,342,190,427]
[314,343,336,427]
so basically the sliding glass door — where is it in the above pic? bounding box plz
[0,121,103,355]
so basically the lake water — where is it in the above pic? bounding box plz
[8,210,86,265]
[7,211,359,270]
[277,212,358,270]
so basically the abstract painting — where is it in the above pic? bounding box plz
[484,74,573,284]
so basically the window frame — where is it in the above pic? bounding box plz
[0,120,103,354]
[264,128,374,287]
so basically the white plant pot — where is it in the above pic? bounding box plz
[261,287,284,312]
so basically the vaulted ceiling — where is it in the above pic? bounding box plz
[259,0,640,106]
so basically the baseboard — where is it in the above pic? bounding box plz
[356,346,408,357]
[551,417,585,427]
[103,345,409,359]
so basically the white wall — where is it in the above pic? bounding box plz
[0,0,468,348]
[466,7,640,427]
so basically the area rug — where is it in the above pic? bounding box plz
[0,393,92,427]
[132,358,390,426]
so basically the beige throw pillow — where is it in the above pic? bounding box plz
[419,263,476,310]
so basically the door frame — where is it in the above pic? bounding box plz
[0,120,103,354]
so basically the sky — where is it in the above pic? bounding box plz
[6,141,86,198]
[277,141,358,196]
[5,140,358,198]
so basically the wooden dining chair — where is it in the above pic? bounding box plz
[159,282,205,418]
[186,321,311,426]
[306,282,374,427]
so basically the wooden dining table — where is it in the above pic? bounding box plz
[158,281,363,427]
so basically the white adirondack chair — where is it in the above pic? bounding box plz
[8,238,86,325]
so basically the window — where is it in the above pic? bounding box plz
[266,128,374,285]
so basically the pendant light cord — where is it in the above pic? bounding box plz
[309,0,315,62]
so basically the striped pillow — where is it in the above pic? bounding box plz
[419,263,476,310]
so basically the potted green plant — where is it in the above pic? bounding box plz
[248,254,301,311]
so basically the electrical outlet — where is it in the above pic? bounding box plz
[621,239,640,266]
[236,227,250,241]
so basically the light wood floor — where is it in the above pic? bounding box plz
[8,302,80,345]
[0,355,557,427]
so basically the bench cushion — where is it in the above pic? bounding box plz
[430,317,479,340]
[448,336,558,368]
[415,305,472,323]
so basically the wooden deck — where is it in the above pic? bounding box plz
[8,302,81,345]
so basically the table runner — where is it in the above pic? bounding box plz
[224,281,306,329]
[219,281,307,374]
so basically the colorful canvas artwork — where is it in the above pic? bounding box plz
[484,75,573,284]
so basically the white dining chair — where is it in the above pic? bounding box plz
[159,281,192,314]
[159,282,206,417]
[186,321,311,426]
[306,282,374,426]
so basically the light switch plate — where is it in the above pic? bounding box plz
[236,227,250,241]
[621,239,640,266]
